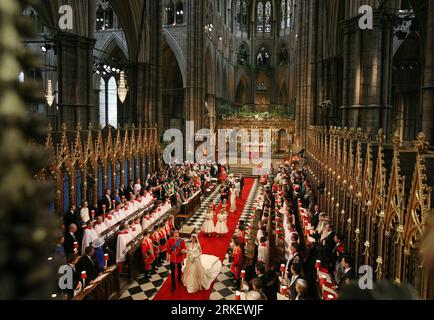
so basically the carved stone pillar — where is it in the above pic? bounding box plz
[341,11,393,134]
[55,32,96,129]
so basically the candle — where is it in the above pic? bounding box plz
[280,264,286,273]
[281,285,288,296]
[91,210,95,220]
[320,275,327,286]
[241,270,246,279]
[275,216,280,223]
[104,253,109,269]
[235,291,241,300]
[81,271,87,289]
[315,260,321,269]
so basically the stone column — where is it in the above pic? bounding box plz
[421,0,434,143]
[55,32,96,129]
[185,0,205,131]
[340,11,393,134]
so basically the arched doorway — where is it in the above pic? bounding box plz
[162,41,185,133]
[235,75,248,106]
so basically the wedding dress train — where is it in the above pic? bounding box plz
[182,243,222,294]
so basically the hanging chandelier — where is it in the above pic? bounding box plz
[117,70,128,103]
[45,79,55,107]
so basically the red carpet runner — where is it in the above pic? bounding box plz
[153,178,255,300]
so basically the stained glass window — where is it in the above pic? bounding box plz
[257,1,264,33]
[265,1,272,33]
[236,0,241,29]
[287,0,291,28]
[281,0,286,29]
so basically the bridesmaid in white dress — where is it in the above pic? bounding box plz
[201,205,215,236]
[230,184,237,213]
[182,235,222,294]
[214,206,229,237]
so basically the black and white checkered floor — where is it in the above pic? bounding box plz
[120,180,259,300]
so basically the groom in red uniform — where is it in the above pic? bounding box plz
[166,230,186,291]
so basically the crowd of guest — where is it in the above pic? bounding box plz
[53,162,223,299]
[235,159,357,300]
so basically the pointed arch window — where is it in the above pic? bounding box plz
[265,1,272,33]
[241,0,248,31]
[96,0,114,31]
[257,1,264,33]
[176,2,184,24]
[281,0,286,30]
[236,0,248,31]
[287,0,292,28]
[99,78,106,126]
[166,1,175,25]
[99,77,118,128]
[107,77,118,127]
[236,0,241,29]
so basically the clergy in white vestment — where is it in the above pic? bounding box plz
[103,214,115,229]
[142,215,151,230]
[133,179,142,196]
[81,221,99,254]
[116,225,132,263]
[134,218,143,236]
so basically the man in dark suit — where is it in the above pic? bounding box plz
[100,189,113,212]
[76,245,100,283]
[311,204,320,229]
[255,262,279,300]
[340,255,356,286]
[63,204,79,229]
[124,180,134,198]
[63,253,81,300]
[64,223,80,256]
[286,242,302,276]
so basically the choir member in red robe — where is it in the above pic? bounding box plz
[230,238,243,290]
[141,231,155,278]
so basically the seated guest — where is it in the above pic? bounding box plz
[62,253,81,300]
[250,278,267,300]
[294,279,308,300]
[289,262,302,300]
[76,245,101,283]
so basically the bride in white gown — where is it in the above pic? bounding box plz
[182,234,222,294]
